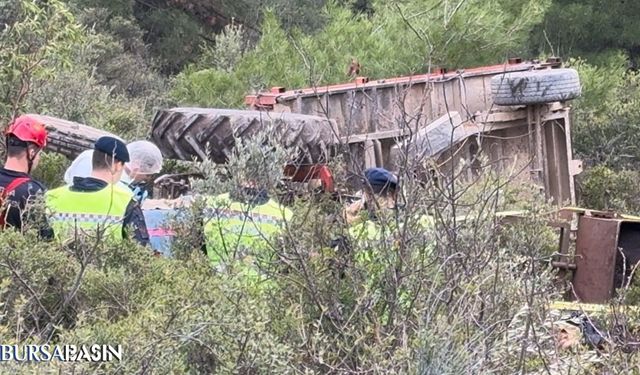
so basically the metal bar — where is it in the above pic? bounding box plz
[373,140,383,167]
[540,108,551,199]
[271,63,537,101]
[364,140,376,169]
[535,105,545,187]
[341,129,406,144]
[549,120,561,203]
[463,121,528,135]
[552,261,577,270]
[555,227,571,280]
[563,110,578,205]
[475,103,565,124]
[527,106,534,178]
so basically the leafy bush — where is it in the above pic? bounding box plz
[139,8,207,74]
[1,0,167,141]
[31,152,70,189]
[568,54,640,213]
[171,67,246,108]
[530,0,640,64]
[577,165,640,214]
[25,64,150,140]
[570,54,640,169]
[198,23,248,73]
[172,0,550,107]
[0,0,83,123]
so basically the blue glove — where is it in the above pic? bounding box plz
[130,184,149,204]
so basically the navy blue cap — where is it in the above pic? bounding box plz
[365,168,397,190]
[94,136,130,163]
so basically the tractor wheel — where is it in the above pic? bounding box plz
[490,68,581,106]
[28,114,118,159]
[150,108,337,163]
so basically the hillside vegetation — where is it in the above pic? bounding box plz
[1,0,640,373]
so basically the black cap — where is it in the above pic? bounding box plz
[364,167,398,193]
[94,136,130,163]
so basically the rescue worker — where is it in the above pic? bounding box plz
[46,136,149,245]
[0,115,49,232]
[205,179,293,281]
[63,140,164,202]
[346,167,436,242]
[345,168,437,316]
[345,167,400,238]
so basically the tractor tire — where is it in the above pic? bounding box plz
[490,68,581,106]
[27,114,118,159]
[150,108,338,163]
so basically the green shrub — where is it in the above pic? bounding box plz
[0,0,83,122]
[570,54,640,169]
[31,152,70,189]
[577,165,640,214]
[172,0,550,108]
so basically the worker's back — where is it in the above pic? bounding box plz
[0,168,45,230]
[46,181,133,242]
[204,192,292,274]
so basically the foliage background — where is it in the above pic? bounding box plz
[3,0,638,211]
[2,0,640,372]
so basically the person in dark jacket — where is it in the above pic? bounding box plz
[0,115,51,237]
[344,167,399,225]
[46,136,149,245]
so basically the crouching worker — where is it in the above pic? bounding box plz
[46,137,149,245]
[346,167,400,241]
[205,180,292,288]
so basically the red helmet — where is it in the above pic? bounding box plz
[6,115,48,148]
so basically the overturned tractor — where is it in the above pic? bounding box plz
[39,58,640,304]
[244,58,582,205]
[40,58,583,206]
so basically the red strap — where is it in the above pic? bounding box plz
[0,177,30,228]
[2,177,30,198]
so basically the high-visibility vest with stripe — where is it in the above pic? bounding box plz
[204,193,292,265]
[348,212,435,317]
[46,184,133,242]
[348,211,435,263]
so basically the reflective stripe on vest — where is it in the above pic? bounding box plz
[50,213,122,224]
[204,193,292,263]
[204,207,283,226]
[46,184,132,241]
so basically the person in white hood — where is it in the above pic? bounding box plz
[64,140,164,201]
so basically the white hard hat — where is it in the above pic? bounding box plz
[63,149,133,186]
[63,149,93,185]
[63,140,163,185]
[126,140,164,175]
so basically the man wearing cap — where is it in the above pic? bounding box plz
[0,115,50,234]
[341,167,406,253]
[344,168,432,319]
[63,140,164,203]
[46,136,149,245]
[345,168,399,226]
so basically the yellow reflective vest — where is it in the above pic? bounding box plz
[46,184,133,242]
[204,193,292,266]
[348,210,435,317]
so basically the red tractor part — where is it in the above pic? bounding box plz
[284,164,334,193]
